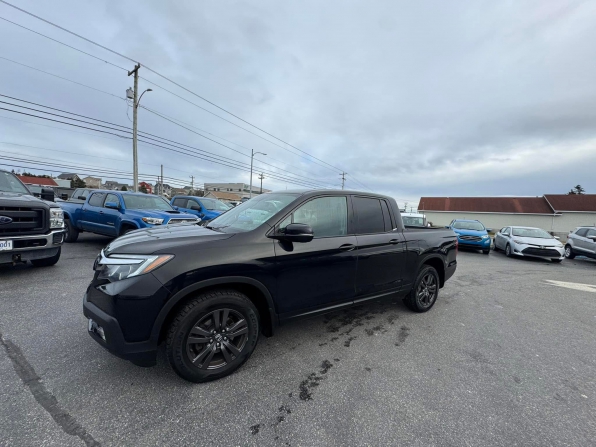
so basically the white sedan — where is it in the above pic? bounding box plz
[494,226,565,262]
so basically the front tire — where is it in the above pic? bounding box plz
[505,244,512,257]
[483,248,490,255]
[404,265,440,313]
[64,219,79,242]
[564,245,575,259]
[31,247,61,267]
[166,290,260,383]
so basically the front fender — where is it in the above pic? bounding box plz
[150,276,278,343]
[118,219,141,232]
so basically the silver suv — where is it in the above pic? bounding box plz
[565,226,596,260]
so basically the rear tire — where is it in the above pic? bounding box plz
[31,247,61,267]
[166,290,260,383]
[64,219,79,242]
[505,244,512,257]
[404,265,440,313]
[564,245,575,259]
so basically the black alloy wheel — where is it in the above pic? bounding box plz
[185,309,248,370]
[166,290,259,382]
[404,265,440,312]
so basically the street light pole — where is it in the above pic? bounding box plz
[127,63,151,193]
[249,149,266,199]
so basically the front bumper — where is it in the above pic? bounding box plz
[83,272,171,367]
[457,236,491,250]
[511,244,565,260]
[0,229,65,264]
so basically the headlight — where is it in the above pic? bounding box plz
[142,217,164,225]
[481,235,489,239]
[96,252,174,282]
[513,239,524,244]
[50,208,64,229]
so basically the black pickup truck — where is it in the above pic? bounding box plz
[0,169,65,267]
[84,190,457,382]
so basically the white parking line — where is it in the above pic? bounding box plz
[545,280,596,293]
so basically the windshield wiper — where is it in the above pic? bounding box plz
[206,224,231,232]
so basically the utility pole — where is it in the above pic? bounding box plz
[160,164,164,197]
[258,173,265,194]
[190,175,194,194]
[128,64,140,192]
[156,176,160,196]
[340,172,346,190]
[249,149,266,199]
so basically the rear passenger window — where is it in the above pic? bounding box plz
[587,229,596,238]
[88,193,105,207]
[353,197,385,234]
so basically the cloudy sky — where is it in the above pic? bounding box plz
[0,0,595,207]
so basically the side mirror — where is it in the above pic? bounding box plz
[78,196,87,200]
[589,235,596,242]
[486,228,493,233]
[554,236,560,240]
[40,188,55,202]
[191,205,202,211]
[61,194,68,200]
[105,201,119,209]
[272,223,314,243]
[172,205,179,211]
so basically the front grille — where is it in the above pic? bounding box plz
[0,206,47,236]
[522,247,561,258]
[13,238,47,249]
[459,235,482,242]
[168,218,197,224]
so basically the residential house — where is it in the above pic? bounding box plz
[103,181,129,191]
[57,173,80,181]
[419,195,596,239]
[204,182,271,199]
[154,183,171,198]
[17,175,58,196]
[83,176,102,188]
[139,182,153,194]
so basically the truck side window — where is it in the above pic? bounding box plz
[575,228,588,237]
[172,198,187,208]
[284,196,347,238]
[104,194,119,207]
[353,197,385,234]
[88,193,105,207]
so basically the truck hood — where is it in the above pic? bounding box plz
[104,224,234,255]
[0,192,56,208]
[452,228,487,237]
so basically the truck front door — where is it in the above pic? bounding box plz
[80,192,106,232]
[273,195,357,318]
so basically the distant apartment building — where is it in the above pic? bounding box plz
[204,183,271,199]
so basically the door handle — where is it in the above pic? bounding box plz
[389,239,400,244]
[339,244,356,252]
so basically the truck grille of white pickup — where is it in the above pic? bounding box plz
[459,235,482,242]
[0,206,47,236]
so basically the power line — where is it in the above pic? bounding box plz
[0,95,334,188]
[0,16,128,72]
[0,1,356,177]
[0,107,330,189]
[0,56,123,100]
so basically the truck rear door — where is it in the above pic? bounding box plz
[352,196,407,300]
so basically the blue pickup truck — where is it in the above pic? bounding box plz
[170,195,231,222]
[59,190,198,242]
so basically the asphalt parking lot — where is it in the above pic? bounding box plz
[1,234,595,447]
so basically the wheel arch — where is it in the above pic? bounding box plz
[420,255,445,288]
[119,220,140,234]
[154,277,278,345]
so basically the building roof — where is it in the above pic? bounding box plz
[418,197,554,214]
[17,175,58,187]
[205,191,242,201]
[57,173,78,179]
[544,194,596,212]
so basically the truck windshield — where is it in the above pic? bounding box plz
[206,193,298,233]
[0,171,30,194]
[123,195,174,210]
[452,221,485,231]
[201,198,230,211]
[512,228,553,239]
